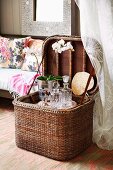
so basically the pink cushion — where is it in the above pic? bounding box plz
[21,39,43,73]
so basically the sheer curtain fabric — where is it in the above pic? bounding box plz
[75,0,113,150]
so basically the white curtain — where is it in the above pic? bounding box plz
[75,0,113,150]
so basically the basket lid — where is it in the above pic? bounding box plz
[41,35,97,94]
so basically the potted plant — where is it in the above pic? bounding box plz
[36,75,62,91]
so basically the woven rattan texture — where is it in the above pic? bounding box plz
[13,92,94,161]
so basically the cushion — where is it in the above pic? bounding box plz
[0,37,10,68]
[8,37,31,69]
[71,72,94,95]
[0,36,31,69]
[21,39,43,72]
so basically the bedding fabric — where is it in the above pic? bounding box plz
[0,68,38,96]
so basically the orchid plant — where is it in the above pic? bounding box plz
[52,39,74,53]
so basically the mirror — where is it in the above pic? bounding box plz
[36,0,63,22]
[21,0,72,36]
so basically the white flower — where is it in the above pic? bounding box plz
[57,39,65,46]
[66,42,73,50]
[52,42,61,53]
[52,39,74,53]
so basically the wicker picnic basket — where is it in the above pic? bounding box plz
[13,35,97,161]
[13,92,94,161]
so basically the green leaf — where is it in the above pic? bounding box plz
[37,75,63,81]
[54,76,63,81]
[37,76,47,80]
[47,75,55,81]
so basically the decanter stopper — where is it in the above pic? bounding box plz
[62,75,70,83]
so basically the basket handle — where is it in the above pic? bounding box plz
[27,53,45,95]
[80,68,95,105]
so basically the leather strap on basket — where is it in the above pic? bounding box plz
[80,67,95,105]
[27,54,45,95]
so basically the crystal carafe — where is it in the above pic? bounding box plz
[61,75,72,108]
[49,80,62,109]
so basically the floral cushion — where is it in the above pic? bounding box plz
[0,36,31,69]
[8,37,31,69]
[0,37,11,68]
[21,39,43,73]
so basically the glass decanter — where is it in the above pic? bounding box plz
[61,75,73,108]
[49,80,62,109]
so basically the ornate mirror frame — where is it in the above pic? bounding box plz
[21,0,72,36]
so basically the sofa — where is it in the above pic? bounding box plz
[0,35,44,98]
